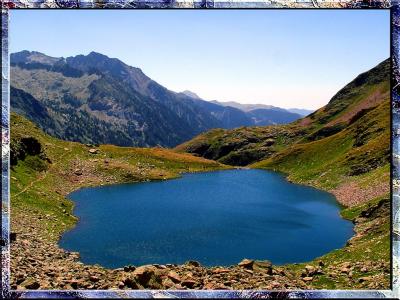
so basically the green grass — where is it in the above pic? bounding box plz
[252,100,389,191]
[10,113,229,241]
[10,103,390,289]
[253,131,354,189]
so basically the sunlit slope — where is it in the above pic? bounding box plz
[253,60,390,203]
[253,99,390,205]
[176,59,390,171]
[176,59,390,206]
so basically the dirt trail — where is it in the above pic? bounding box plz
[12,146,71,198]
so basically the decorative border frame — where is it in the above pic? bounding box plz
[1,2,399,298]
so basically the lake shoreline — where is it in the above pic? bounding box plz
[60,169,353,269]
[11,160,389,290]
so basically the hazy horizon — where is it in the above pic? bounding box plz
[10,10,389,110]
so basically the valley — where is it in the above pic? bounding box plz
[9,113,390,290]
[10,50,306,148]
[8,57,391,290]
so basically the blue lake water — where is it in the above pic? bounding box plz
[59,169,354,268]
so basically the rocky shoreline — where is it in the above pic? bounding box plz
[10,209,308,290]
[10,194,389,290]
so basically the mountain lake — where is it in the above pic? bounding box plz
[59,169,354,268]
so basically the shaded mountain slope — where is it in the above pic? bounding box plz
[11,51,304,147]
[247,108,302,126]
[10,51,219,147]
[10,51,304,148]
[210,100,279,112]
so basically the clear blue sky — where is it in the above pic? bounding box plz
[10,10,389,109]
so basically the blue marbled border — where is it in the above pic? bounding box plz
[1,2,398,299]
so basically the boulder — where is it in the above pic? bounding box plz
[270,281,281,288]
[88,148,99,154]
[123,265,136,272]
[305,265,317,276]
[132,266,162,288]
[89,275,99,282]
[186,260,201,267]
[212,268,230,274]
[238,258,254,269]
[253,260,273,274]
[340,267,350,274]
[69,280,79,289]
[358,276,372,283]
[263,138,275,146]
[167,271,181,283]
[123,277,139,289]
[21,278,40,289]
[181,279,197,288]
[162,278,176,289]
[133,266,154,285]
[302,276,313,282]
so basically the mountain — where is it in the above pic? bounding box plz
[246,108,303,126]
[210,100,279,112]
[210,100,304,124]
[176,59,390,183]
[211,100,314,116]
[180,90,202,99]
[10,51,216,147]
[286,108,314,116]
[210,99,306,124]
[10,51,303,148]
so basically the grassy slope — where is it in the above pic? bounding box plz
[248,62,390,288]
[253,99,390,192]
[176,60,390,174]
[175,125,304,166]
[10,113,228,242]
[175,60,391,288]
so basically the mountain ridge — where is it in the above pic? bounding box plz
[10,50,306,148]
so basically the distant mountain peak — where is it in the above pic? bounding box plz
[88,51,105,56]
[181,90,202,99]
[11,50,61,65]
[86,51,112,60]
[211,100,279,112]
